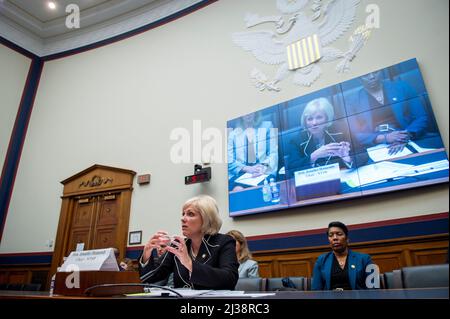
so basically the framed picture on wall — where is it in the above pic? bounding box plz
[129,231,142,245]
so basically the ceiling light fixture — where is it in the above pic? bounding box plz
[48,2,56,10]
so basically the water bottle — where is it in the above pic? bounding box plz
[49,273,56,297]
[269,178,280,203]
[262,179,272,202]
[49,267,60,297]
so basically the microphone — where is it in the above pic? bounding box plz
[84,283,184,298]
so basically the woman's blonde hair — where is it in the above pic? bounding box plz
[183,195,222,235]
[301,97,335,129]
[227,229,252,263]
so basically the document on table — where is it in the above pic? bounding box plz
[394,160,449,177]
[342,159,449,188]
[367,142,436,162]
[367,144,412,162]
[196,290,276,298]
[341,161,414,187]
[235,173,268,187]
[126,288,212,297]
[126,289,276,298]
[408,141,435,153]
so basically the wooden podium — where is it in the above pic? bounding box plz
[54,271,144,296]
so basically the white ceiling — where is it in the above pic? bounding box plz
[0,0,204,57]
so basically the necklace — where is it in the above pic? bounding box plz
[339,260,345,267]
[190,246,197,260]
[337,256,347,268]
[371,90,384,104]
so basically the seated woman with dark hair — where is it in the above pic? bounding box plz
[312,221,375,290]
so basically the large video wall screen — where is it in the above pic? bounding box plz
[227,59,449,217]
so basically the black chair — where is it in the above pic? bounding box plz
[379,273,386,289]
[401,264,449,288]
[383,270,403,289]
[304,277,312,291]
[266,277,305,291]
[22,283,42,291]
[235,278,265,291]
[6,283,24,291]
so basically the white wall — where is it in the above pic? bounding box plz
[1,0,448,253]
[0,44,31,176]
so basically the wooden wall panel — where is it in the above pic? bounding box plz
[411,248,448,265]
[0,266,49,290]
[0,272,7,284]
[7,271,28,283]
[252,234,448,278]
[370,253,404,272]
[257,262,273,278]
[279,260,312,277]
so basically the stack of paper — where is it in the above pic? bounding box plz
[341,161,414,188]
[235,173,268,187]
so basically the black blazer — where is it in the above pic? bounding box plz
[139,233,239,290]
[286,130,351,175]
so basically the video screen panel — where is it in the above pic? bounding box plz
[227,58,448,217]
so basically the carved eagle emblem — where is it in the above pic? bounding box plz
[232,0,372,91]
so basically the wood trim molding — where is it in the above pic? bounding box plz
[252,233,449,278]
[61,164,136,185]
[252,233,449,256]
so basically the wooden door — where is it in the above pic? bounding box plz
[92,193,121,250]
[49,165,135,286]
[66,196,96,255]
[65,193,122,256]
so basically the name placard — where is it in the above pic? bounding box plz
[294,163,341,186]
[59,248,119,272]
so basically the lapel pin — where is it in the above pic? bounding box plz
[202,254,206,259]
[351,264,355,269]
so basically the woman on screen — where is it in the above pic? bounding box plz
[227,230,260,278]
[287,97,353,173]
[348,70,429,156]
[139,195,239,290]
[227,112,278,191]
[312,221,375,290]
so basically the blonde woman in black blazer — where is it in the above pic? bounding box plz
[139,195,239,290]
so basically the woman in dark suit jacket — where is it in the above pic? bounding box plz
[312,221,375,290]
[139,195,239,290]
[286,98,353,176]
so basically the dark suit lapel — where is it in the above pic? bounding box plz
[383,82,400,105]
[384,84,406,128]
[198,235,214,264]
[347,250,357,290]
[196,242,211,264]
